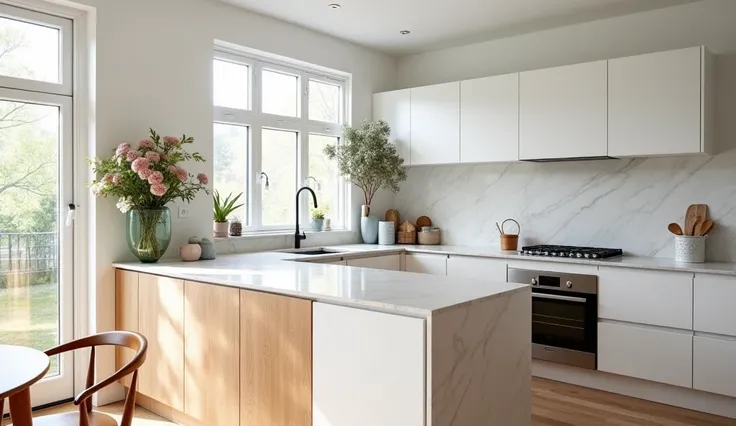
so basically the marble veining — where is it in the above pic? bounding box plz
[394,151,736,262]
[431,288,531,426]
[114,251,526,317]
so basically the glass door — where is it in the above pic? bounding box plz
[0,3,74,408]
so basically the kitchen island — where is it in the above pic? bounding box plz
[114,250,530,426]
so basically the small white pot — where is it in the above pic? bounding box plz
[674,235,706,263]
[213,221,229,238]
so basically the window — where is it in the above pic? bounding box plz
[212,48,348,232]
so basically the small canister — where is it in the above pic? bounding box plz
[198,238,217,260]
[674,235,705,263]
[499,219,520,251]
[378,221,396,245]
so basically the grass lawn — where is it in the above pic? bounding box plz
[0,282,60,374]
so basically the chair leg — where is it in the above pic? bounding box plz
[121,371,138,426]
[79,401,90,426]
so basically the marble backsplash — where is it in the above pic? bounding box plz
[394,149,736,262]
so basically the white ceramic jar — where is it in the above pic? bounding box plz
[674,235,706,263]
[378,221,396,245]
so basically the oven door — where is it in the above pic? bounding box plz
[532,289,597,369]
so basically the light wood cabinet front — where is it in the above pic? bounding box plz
[138,274,185,411]
[184,281,240,425]
[240,290,312,426]
[115,269,139,388]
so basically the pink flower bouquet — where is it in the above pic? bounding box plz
[89,129,209,262]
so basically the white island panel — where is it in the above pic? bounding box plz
[313,302,425,426]
[430,287,531,426]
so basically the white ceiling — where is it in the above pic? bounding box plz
[222,0,697,55]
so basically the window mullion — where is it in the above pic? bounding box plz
[251,124,263,230]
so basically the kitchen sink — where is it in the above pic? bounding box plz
[284,248,344,256]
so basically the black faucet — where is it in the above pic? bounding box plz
[294,186,318,249]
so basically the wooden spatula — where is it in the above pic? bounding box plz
[693,218,705,237]
[684,205,699,236]
[698,219,714,236]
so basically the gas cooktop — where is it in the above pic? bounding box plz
[519,245,623,259]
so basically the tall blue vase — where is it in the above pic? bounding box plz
[361,215,379,244]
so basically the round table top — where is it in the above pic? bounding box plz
[0,345,50,399]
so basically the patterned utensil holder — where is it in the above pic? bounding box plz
[674,235,705,263]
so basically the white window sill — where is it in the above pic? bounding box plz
[214,229,353,241]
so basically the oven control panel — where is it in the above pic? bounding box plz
[508,268,597,295]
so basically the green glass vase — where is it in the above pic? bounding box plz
[125,208,171,263]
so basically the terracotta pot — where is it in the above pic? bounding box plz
[213,221,229,238]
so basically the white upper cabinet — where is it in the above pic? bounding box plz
[608,47,712,157]
[372,89,411,165]
[410,82,460,165]
[519,60,608,160]
[460,73,519,163]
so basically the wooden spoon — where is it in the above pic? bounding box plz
[668,223,684,236]
[693,218,705,237]
[698,219,714,236]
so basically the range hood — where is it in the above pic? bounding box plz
[522,155,618,163]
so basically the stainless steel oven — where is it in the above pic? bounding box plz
[508,268,598,370]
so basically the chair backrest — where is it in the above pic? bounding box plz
[45,331,147,426]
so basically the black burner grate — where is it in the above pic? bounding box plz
[519,245,623,259]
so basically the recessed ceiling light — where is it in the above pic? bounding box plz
[328,3,341,9]
[400,30,411,35]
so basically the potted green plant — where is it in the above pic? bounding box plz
[213,190,243,238]
[89,129,208,263]
[311,207,326,232]
[324,120,406,243]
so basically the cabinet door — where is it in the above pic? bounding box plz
[598,267,692,329]
[241,290,312,426]
[693,336,736,398]
[694,274,736,336]
[138,274,185,411]
[598,322,692,388]
[460,73,519,163]
[313,302,425,426]
[609,47,703,157]
[519,61,607,160]
[347,254,401,271]
[410,82,460,165]
[373,89,411,164]
[184,281,239,425]
[446,255,507,283]
[404,253,447,275]
[115,269,138,388]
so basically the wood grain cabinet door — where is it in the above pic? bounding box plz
[115,269,139,388]
[240,290,312,426]
[184,281,240,425]
[137,274,185,411]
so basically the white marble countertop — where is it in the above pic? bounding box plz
[323,244,736,276]
[114,250,527,317]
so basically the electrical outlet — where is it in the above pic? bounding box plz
[178,205,190,218]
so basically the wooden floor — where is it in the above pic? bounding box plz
[4,378,734,425]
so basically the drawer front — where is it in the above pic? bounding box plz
[598,322,692,388]
[347,255,401,271]
[598,267,692,329]
[694,274,736,336]
[693,336,736,398]
[405,253,447,275]
[447,255,507,283]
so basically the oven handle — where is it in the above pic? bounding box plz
[532,293,587,303]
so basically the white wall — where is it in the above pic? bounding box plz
[66,0,395,402]
[393,0,736,261]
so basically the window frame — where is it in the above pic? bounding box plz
[213,48,349,233]
[0,3,73,96]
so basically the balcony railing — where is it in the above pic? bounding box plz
[0,232,58,289]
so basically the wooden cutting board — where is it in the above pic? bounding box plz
[416,216,432,229]
[684,204,708,236]
[385,209,400,229]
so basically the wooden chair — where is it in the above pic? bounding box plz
[29,331,147,426]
